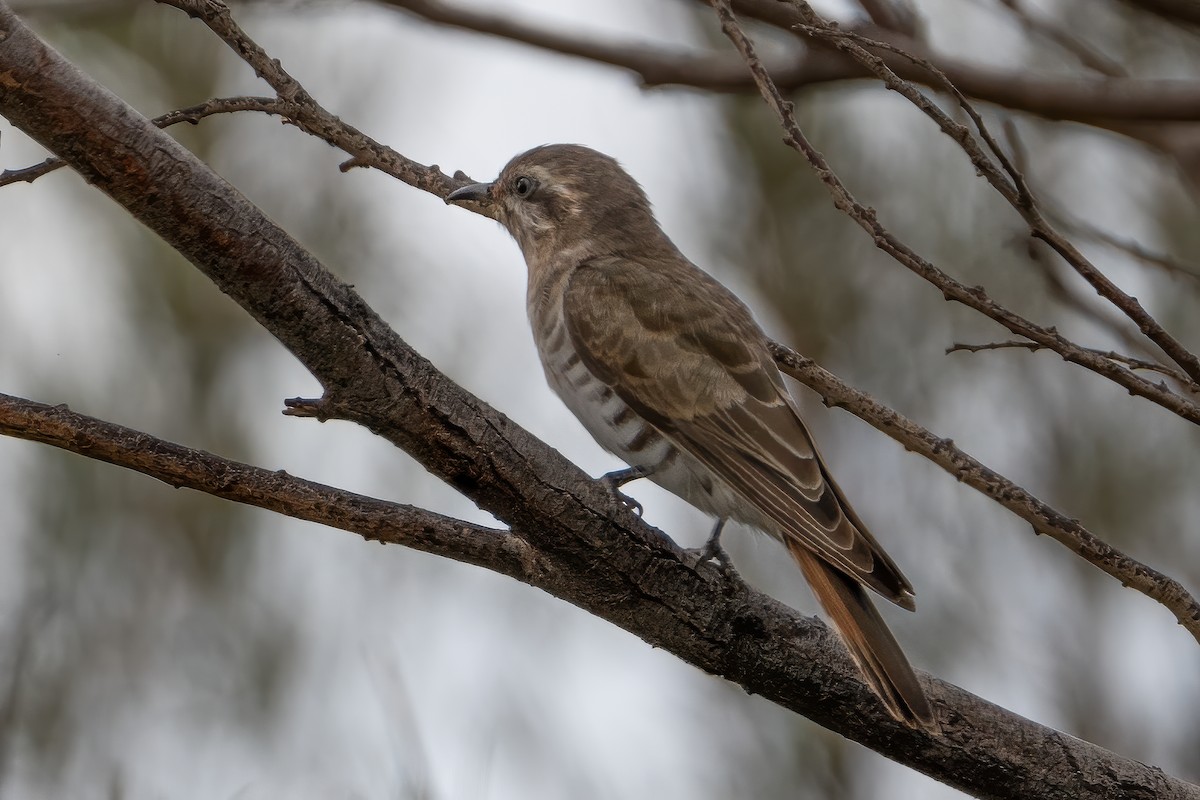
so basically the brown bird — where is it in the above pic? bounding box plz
[447,144,936,730]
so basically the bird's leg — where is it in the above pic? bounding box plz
[699,518,727,560]
[599,464,655,516]
[687,518,740,580]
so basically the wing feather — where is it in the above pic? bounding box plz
[563,257,914,605]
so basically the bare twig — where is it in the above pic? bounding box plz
[0,96,283,187]
[1014,227,1159,361]
[1049,206,1200,284]
[1001,121,1200,391]
[708,0,1200,424]
[0,393,538,575]
[947,340,1199,392]
[0,156,60,187]
[784,8,1200,385]
[1001,120,1165,361]
[154,0,468,202]
[770,342,1200,639]
[726,0,1200,120]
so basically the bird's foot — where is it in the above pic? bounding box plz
[686,519,741,582]
[598,465,653,516]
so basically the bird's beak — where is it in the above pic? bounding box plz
[445,182,493,205]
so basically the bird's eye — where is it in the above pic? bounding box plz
[514,176,536,198]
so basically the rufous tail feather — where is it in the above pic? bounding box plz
[789,544,939,732]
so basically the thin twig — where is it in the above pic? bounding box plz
[1049,206,1200,285]
[155,0,467,202]
[769,342,1200,641]
[1001,120,1164,361]
[0,96,283,187]
[1015,229,1159,361]
[947,340,1199,392]
[785,3,1200,385]
[724,0,1200,120]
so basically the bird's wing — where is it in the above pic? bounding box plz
[563,256,914,606]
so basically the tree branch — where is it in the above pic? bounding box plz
[1048,205,1200,285]
[770,342,1200,633]
[380,0,1200,123]
[784,6,1200,385]
[726,0,1200,189]
[149,0,468,202]
[999,120,1172,364]
[3,2,1199,795]
[373,0,780,91]
[0,393,539,576]
[947,340,1200,391]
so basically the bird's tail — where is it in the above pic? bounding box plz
[789,545,939,732]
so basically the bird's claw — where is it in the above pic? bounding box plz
[607,483,644,516]
[686,519,741,583]
[686,539,740,580]
[599,466,651,516]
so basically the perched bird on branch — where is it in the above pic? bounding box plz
[447,144,936,731]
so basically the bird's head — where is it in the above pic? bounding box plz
[446,144,671,267]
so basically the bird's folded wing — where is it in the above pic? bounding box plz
[563,257,914,605]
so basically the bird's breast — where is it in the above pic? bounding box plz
[528,290,743,521]
[533,302,672,467]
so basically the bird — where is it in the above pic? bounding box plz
[446,144,936,731]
